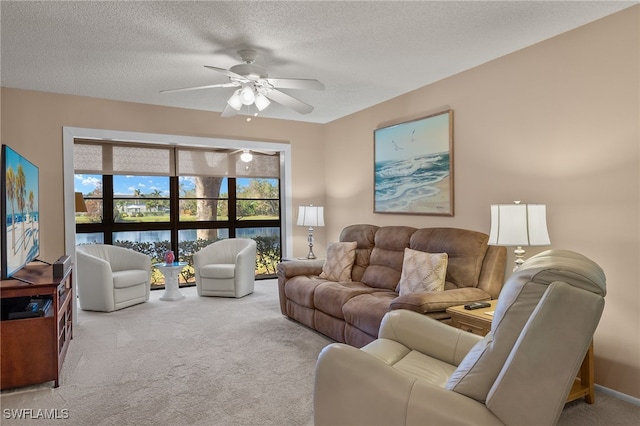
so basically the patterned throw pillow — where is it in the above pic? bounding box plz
[319,241,358,282]
[398,248,448,296]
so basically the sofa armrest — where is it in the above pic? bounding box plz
[276,259,324,278]
[390,287,492,314]
[314,341,500,426]
[377,310,481,365]
[314,342,417,426]
[276,259,325,315]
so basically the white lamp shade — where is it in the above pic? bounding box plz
[254,93,271,111]
[240,86,256,105]
[227,90,243,110]
[297,205,325,227]
[489,203,550,246]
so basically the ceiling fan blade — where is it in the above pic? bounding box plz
[160,82,239,93]
[204,65,247,80]
[266,78,325,91]
[221,103,240,118]
[265,89,314,114]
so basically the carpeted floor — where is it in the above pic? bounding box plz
[1,279,639,425]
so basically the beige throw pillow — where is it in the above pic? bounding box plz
[398,248,448,296]
[319,241,358,282]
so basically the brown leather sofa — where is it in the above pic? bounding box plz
[277,224,507,347]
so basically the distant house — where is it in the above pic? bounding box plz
[126,204,147,214]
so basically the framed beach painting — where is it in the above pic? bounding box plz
[374,109,453,216]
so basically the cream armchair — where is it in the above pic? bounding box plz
[76,244,151,312]
[314,249,606,426]
[193,238,257,298]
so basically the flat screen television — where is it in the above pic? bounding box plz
[1,144,40,279]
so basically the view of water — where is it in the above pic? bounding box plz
[75,227,279,245]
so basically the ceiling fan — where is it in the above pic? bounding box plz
[160,49,325,118]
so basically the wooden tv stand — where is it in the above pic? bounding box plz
[1,263,73,390]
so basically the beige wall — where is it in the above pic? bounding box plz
[1,6,638,398]
[324,7,639,398]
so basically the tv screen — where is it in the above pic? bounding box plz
[1,144,40,279]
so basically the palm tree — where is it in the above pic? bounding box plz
[149,188,163,211]
[16,164,27,250]
[5,166,16,252]
[28,190,35,230]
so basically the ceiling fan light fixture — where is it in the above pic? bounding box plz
[240,149,253,162]
[240,86,256,105]
[254,93,271,111]
[227,90,243,110]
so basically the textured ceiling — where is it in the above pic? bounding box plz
[1,1,635,124]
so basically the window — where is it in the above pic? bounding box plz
[74,141,282,289]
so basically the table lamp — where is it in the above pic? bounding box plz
[297,205,324,259]
[489,201,550,270]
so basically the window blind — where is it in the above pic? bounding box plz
[74,141,172,176]
[74,141,280,178]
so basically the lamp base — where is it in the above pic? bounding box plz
[306,226,316,259]
[513,246,526,271]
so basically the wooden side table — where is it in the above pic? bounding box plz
[447,300,497,336]
[446,300,595,404]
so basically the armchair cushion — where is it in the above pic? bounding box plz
[319,241,357,282]
[397,249,448,296]
[112,270,149,289]
[200,264,235,279]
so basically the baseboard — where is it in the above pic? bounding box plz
[595,384,640,406]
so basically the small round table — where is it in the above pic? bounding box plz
[154,262,188,301]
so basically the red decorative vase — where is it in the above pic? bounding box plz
[164,250,175,264]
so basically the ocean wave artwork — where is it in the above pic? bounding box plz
[374,110,453,215]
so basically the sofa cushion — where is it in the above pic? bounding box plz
[409,228,489,289]
[361,226,416,290]
[320,241,357,282]
[284,275,328,309]
[342,291,397,337]
[314,281,379,319]
[397,249,448,296]
[339,224,379,282]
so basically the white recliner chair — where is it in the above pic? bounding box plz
[314,249,607,426]
[193,238,257,298]
[76,244,151,312]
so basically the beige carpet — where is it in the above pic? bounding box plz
[2,279,639,425]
